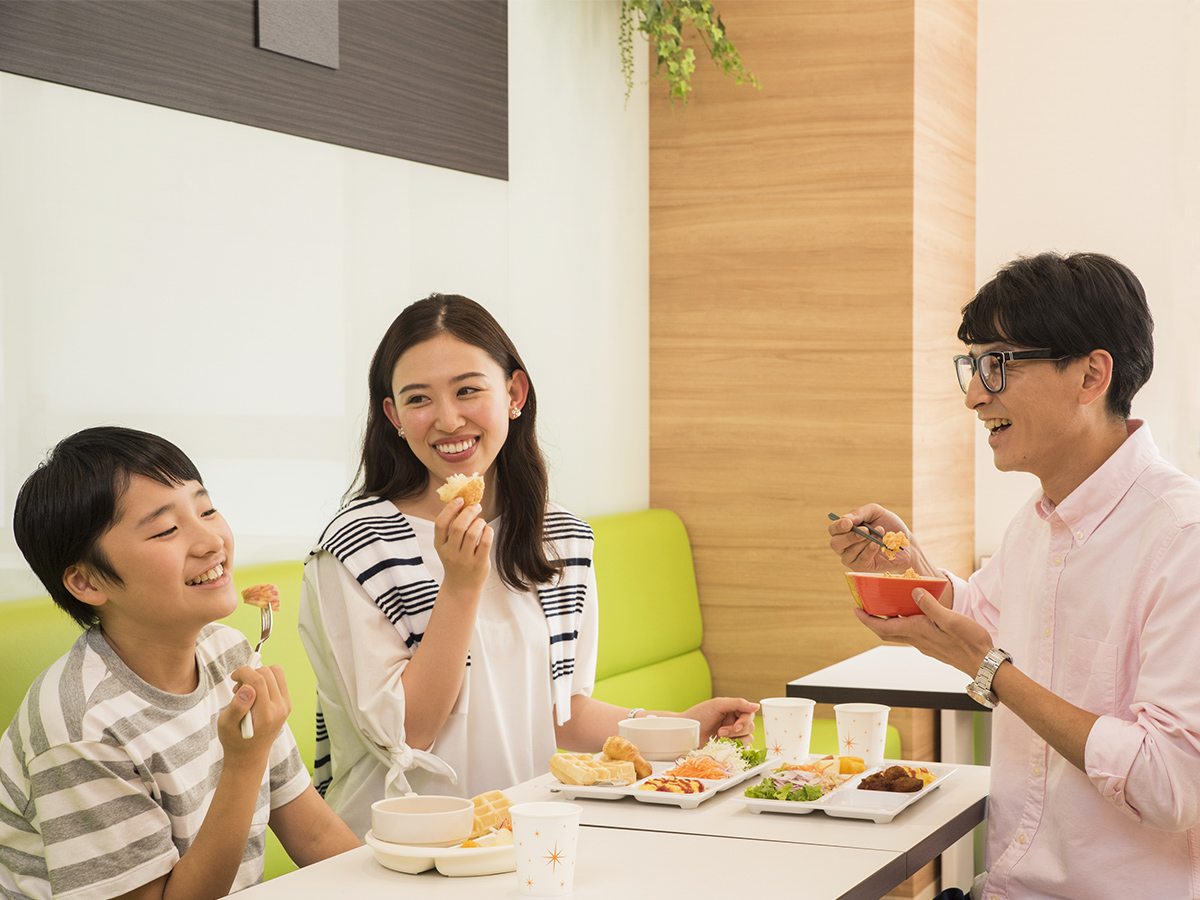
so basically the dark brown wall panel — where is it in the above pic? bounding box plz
[0,0,507,180]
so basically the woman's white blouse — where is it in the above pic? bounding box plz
[299,511,599,839]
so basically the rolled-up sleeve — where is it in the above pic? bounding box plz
[1084,525,1200,831]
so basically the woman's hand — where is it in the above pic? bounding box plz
[680,697,760,744]
[828,504,919,574]
[433,497,493,596]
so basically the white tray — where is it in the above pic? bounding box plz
[550,759,770,810]
[364,829,516,876]
[741,761,956,824]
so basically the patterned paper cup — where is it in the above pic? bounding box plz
[761,696,816,765]
[511,802,581,897]
[834,702,891,767]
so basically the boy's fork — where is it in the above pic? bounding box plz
[240,606,274,739]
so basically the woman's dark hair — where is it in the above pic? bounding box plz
[355,293,556,591]
[13,426,203,629]
[959,252,1154,419]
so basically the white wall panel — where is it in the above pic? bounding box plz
[0,0,649,601]
[975,0,1200,561]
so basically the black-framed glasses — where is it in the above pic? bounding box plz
[952,348,1069,394]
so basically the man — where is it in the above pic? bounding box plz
[830,252,1200,899]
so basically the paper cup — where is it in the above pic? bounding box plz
[760,696,816,765]
[834,702,890,767]
[511,802,581,897]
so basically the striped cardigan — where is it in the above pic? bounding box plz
[308,496,594,793]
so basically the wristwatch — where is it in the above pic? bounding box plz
[966,648,1012,709]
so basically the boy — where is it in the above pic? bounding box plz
[829,252,1200,899]
[1,427,359,900]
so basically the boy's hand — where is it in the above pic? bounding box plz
[222,664,291,758]
[433,497,493,595]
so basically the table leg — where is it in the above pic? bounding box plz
[939,709,979,891]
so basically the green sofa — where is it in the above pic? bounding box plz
[0,508,898,882]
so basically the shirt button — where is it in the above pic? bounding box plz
[1034,766,1042,777]
[1052,556,1063,566]
[1018,833,1027,844]
[1076,530,1085,541]
[1044,626,1052,637]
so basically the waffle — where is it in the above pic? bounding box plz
[549,752,637,786]
[241,584,279,610]
[469,790,512,839]
[437,473,485,507]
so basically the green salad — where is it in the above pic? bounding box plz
[743,778,824,802]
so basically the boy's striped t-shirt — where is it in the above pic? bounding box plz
[0,624,309,900]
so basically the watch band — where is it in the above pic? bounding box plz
[966,648,1012,709]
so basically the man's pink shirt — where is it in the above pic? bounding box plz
[949,421,1200,899]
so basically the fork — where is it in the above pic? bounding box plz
[827,513,889,550]
[240,605,274,739]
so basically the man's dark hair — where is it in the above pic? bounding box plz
[13,427,203,629]
[959,252,1154,418]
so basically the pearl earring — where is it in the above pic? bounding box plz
[510,406,522,420]
[398,427,405,439]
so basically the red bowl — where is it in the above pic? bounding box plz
[844,571,948,617]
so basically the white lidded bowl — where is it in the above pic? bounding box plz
[370,794,474,846]
[617,716,701,760]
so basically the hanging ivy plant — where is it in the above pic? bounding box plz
[619,0,759,105]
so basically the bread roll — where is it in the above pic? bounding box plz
[601,735,653,779]
[437,473,485,506]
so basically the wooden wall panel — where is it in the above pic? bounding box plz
[0,0,507,180]
[913,0,977,573]
[650,3,975,894]
[651,0,919,703]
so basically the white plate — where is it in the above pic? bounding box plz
[741,761,956,824]
[550,758,770,809]
[364,829,516,876]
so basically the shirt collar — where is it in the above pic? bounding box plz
[1036,419,1158,541]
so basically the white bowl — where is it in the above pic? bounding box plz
[617,716,701,760]
[370,795,474,846]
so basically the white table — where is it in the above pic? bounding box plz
[507,761,988,886]
[232,762,987,900]
[233,832,905,900]
[788,645,992,890]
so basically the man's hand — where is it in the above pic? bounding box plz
[828,504,915,573]
[854,589,993,677]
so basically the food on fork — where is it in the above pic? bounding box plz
[437,472,485,506]
[549,753,637,786]
[469,790,513,839]
[241,584,280,610]
[638,776,705,794]
[601,735,653,779]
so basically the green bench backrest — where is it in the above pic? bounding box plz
[588,509,713,711]
[0,596,83,730]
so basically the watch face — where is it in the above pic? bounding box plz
[967,683,999,709]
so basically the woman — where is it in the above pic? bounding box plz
[299,293,757,837]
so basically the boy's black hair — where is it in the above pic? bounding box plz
[959,252,1154,419]
[13,426,203,629]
